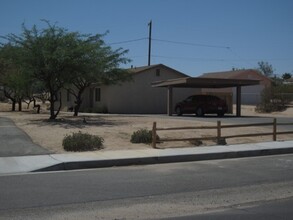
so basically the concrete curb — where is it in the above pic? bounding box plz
[33,141,293,173]
[1,141,292,175]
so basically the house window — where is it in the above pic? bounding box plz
[95,88,101,102]
[156,69,160,76]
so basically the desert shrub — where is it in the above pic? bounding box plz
[130,129,159,144]
[189,139,203,146]
[63,131,104,152]
[256,86,293,113]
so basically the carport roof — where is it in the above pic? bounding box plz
[152,77,260,88]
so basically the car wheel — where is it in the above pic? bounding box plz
[175,107,182,116]
[196,107,204,117]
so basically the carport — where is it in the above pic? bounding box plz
[152,77,260,117]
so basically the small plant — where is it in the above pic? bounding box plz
[63,131,104,152]
[256,85,292,113]
[189,139,203,146]
[130,129,159,144]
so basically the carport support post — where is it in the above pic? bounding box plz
[236,86,241,117]
[167,86,173,116]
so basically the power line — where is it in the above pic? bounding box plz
[152,55,226,62]
[152,38,230,49]
[107,36,230,49]
[108,37,147,45]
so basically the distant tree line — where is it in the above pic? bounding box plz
[0,21,131,119]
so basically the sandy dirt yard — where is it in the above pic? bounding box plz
[0,102,292,154]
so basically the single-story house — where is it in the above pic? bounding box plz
[284,78,293,85]
[58,66,269,114]
[199,69,271,105]
[59,64,199,114]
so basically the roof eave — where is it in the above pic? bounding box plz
[152,77,260,88]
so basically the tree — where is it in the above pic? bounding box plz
[0,45,31,111]
[2,21,131,119]
[3,22,92,119]
[66,36,131,116]
[257,61,274,77]
[282,73,292,80]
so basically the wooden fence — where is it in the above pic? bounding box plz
[151,118,293,148]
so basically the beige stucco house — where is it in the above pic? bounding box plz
[60,64,199,114]
[200,69,272,105]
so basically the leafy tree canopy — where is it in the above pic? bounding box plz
[1,20,130,119]
[257,61,274,77]
[282,73,292,80]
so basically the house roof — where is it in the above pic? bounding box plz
[152,77,260,88]
[200,69,269,81]
[127,64,189,77]
[127,64,158,73]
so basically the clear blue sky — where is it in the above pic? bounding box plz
[1,0,292,76]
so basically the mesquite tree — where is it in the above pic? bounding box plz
[2,21,130,119]
[0,45,31,111]
[66,36,131,116]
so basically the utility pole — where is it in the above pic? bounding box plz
[148,20,152,66]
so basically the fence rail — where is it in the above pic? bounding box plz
[151,118,293,148]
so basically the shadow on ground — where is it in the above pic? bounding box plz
[27,115,129,129]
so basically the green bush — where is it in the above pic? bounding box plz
[130,129,159,144]
[63,131,104,152]
[256,86,291,113]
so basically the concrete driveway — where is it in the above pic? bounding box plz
[0,117,51,157]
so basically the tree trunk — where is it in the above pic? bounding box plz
[3,90,16,111]
[18,99,22,112]
[73,97,82,117]
[12,100,16,111]
[33,98,40,114]
[54,92,62,118]
[49,95,56,120]
[73,87,86,117]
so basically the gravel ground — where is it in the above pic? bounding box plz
[0,102,292,154]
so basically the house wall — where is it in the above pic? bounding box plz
[236,72,271,104]
[57,88,76,112]
[60,67,271,113]
[232,84,266,105]
[87,66,199,114]
[202,72,271,105]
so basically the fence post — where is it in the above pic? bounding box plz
[273,118,277,141]
[152,122,157,148]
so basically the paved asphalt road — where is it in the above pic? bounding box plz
[0,117,50,157]
[0,154,292,219]
[163,198,293,220]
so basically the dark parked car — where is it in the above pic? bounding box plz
[175,95,228,117]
